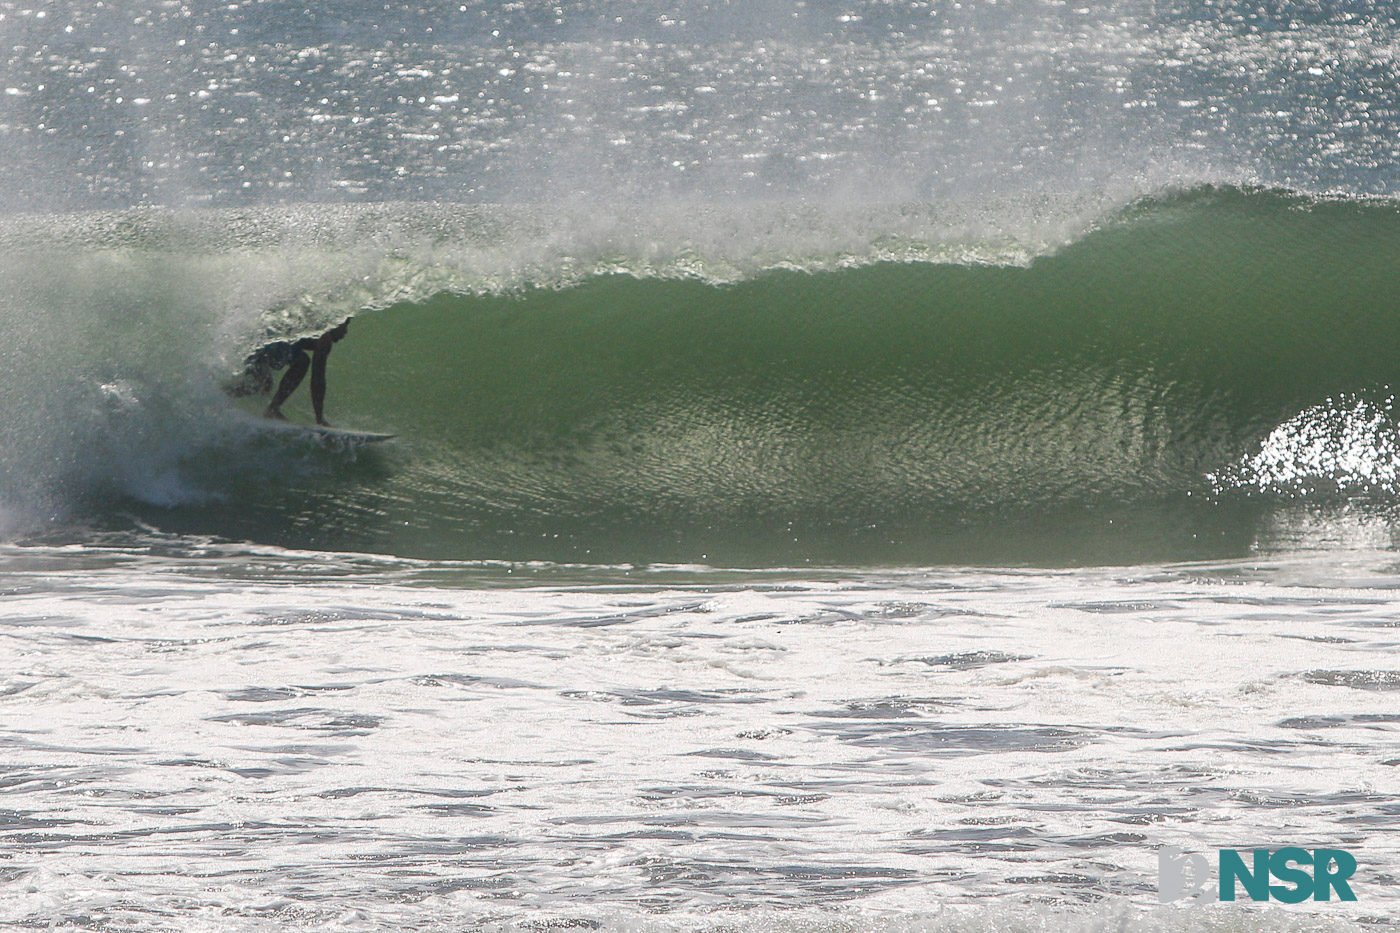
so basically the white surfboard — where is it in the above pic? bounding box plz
[231,411,395,445]
[290,423,396,444]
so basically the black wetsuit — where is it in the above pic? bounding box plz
[227,337,318,397]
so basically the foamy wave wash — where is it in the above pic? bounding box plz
[0,228,247,529]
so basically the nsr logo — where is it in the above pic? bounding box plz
[1159,847,1358,904]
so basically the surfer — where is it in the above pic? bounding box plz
[226,319,351,426]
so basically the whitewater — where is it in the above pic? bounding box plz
[2,0,1400,930]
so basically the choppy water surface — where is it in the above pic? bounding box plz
[4,0,1399,207]
[2,540,1398,930]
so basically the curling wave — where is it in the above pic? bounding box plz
[4,186,1400,564]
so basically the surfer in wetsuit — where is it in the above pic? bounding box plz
[227,319,350,426]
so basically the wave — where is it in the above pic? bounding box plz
[4,185,1400,564]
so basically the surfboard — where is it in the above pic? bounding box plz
[293,423,396,444]
[231,411,395,445]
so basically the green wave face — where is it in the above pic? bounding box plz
[108,188,1391,566]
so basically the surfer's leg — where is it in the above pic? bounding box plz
[310,344,332,426]
[265,352,309,419]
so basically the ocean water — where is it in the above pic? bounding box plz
[2,0,1400,929]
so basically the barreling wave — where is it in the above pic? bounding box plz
[4,185,1400,565]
